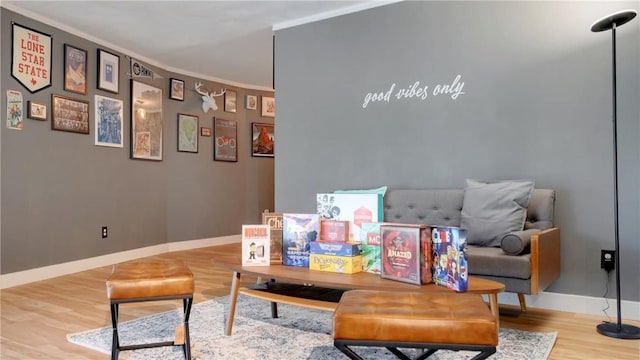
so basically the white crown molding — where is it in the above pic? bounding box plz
[273,0,405,31]
[1,3,274,92]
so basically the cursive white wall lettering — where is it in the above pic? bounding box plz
[362,75,466,108]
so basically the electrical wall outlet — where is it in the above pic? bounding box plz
[102,226,108,238]
[601,250,615,271]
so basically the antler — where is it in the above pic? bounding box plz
[195,82,209,96]
[211,88,226,97]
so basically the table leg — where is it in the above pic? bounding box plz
[488,293,500,331]
[225,271,241,336]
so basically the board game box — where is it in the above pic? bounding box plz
[262,211,283,264]
[241,224,270,267]
[320,220,349,242]
[316,193,383,242]
[282,213,320,267]
[309,254,363,274]
[309,241,362,256]
[380,224,431,285]
[432,226,468,292]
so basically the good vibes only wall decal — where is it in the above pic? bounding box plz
[362,74,465,108]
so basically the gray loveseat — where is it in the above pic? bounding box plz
[384,188,561,310]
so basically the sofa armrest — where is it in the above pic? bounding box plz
[530,227,561,294]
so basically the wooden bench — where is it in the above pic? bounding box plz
[106,259,194,360]
[333,290,498,360]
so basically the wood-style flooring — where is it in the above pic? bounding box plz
[1,243,639,359]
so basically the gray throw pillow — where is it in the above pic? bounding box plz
[460,179,534,247]
[501,229,539,255]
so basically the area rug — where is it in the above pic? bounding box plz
[67,295,556,360]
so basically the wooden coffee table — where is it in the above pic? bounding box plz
[211,241,505,336]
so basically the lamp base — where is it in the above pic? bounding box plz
[596,322,640,339]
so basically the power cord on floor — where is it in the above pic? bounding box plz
[601,269,612,322]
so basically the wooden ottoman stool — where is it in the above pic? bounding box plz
[106,259,194,360]
[333,290,498,360]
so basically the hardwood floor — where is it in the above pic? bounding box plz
[1,243,638,359]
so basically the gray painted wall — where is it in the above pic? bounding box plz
[1,8,274,274]
[274,1,640,301]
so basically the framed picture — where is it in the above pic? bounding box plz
[252,122,274,157]
[214,118,237,162]
[200,127,212,137]
[27,101,47,121]
[261,96,275,117]
[224,90,237,113]
[97,49,120,94]
[170,78,184,101]
[245,95,257,110]
[177,113,199,153]
[63,44,87,95]
[130,80,163,160]
[51,94,90,134]
[94,94,123,147]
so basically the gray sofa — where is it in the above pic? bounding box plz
[383,188,561,310]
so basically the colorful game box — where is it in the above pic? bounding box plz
[310,241,362,256]
[380,224,431,285]
[282,213,320,267]
[432,226,468,292]
[316,193,383,242]
[309,254,363,274]
[360,222,392,275]
[320,220,349,242]
[241,224,270,267]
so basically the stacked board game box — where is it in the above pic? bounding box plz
[316,193,383,242]
[262,211,283,264]
[309,240,363,274]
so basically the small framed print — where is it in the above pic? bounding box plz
[97,49,120,94]
[252,122,274,158]
[63,44,87,95]
[51,94,90,134]
[95,95,123,147]
[200,127,212,137]
[224,90,237,113]
[170,78,184,101]
[214,118,237,162]
[27,101,47,121]
[177,113,199,153]
[245,95,257,110]
[261,96,275,117]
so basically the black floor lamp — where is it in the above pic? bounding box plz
[590,9,640,340]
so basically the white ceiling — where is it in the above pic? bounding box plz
[3,1,394,90]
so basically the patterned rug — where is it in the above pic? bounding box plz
[67,295,557,360]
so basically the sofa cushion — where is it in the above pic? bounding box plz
[384,189,464,227]
[467,245,531,279]
[460,179,534,247]
[500,229,539,255]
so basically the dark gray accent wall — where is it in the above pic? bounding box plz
[1,8,274,274]
[275,1,640,301]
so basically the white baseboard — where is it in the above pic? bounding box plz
[2,235,638,322]
[0,235,240,289]
[490,291,639,321]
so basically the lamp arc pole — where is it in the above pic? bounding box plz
[590,8,640,340]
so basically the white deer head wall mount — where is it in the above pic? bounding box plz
[194,82,226,113]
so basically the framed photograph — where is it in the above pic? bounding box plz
[224,90,237,113]
[51,94,90,134]
[95,94,123,147]
[245,95,257,110]
[130,80,163,160]
[261,96,275,117]
[64,44,87,95]
[252,122,274,158]
[97,49,120,94]
[27,101,47,121]
[214,118,237,162]
[170,78,184,101]
[177,113,199,153]
[200,127,212,137]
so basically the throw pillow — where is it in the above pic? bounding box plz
[500,229,539,255]
[460,179,534,247]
